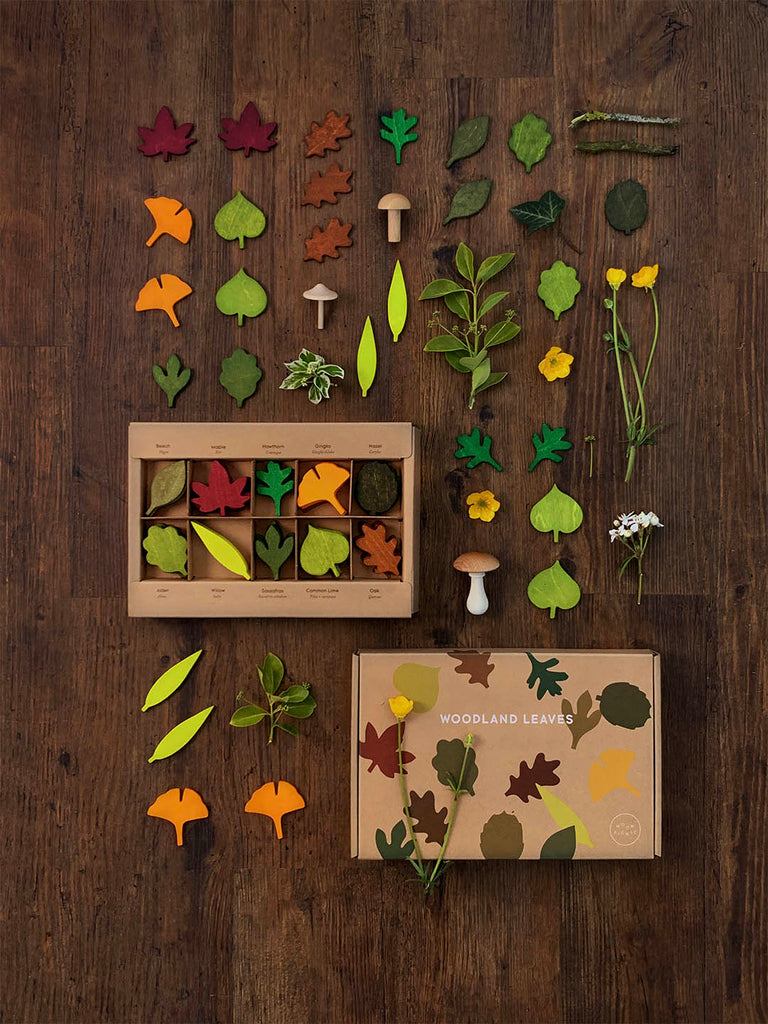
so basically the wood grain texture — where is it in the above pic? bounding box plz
[1,1,765,1021]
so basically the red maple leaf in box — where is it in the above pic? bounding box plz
[219,102,277,156]
[191,461,250,516]
[137,106,196,161]
[505,752,561,803]
[359,722,415,778]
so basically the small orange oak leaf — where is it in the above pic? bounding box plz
[144,197,193,247]
[355,523,401,575]
[304,110,352,157]
[297,462,350,514]
[147,787,208,846]
[303,219,353,262]
[245,781,305,839]
[301,164,353,208]
[135,274,193,327]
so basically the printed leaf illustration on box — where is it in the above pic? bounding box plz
[527,562,581,618]
[191,461,249,516]
[480,812,524,859]
[508,112,551,171]
[589,750,641,801]
[538,260,581,320]
[254,523,294,580]
[301,163,353,207]
[454,427,502,471]
[355,523,401,576]
[219,102,277,155]
[505,752,561,802]
[380,108,418,164]
[393,663,440,713]
[143,524,187,576]
[304,110,352,157]
[215,192,266,248]
[409,790,448,845]
[448,650,495,689]
[146,460,187,515]
[446,115,489,167]
[537,786,593,848]
[528,423,572,471]
[597,682,651,729]
[304,219,353,261]
[360,721,415,777]
[562,692,602,749]
[376,819,415,860]
[432,738,478,795]
[540,825,576,860]
[137,106,196,161]
[255,461,293,516]
[525,652,568,699]
[300,525,349,577]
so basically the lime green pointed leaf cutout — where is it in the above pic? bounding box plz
[508,112,552,172]
[215,269,267,326]
[148,705,215,763]
[388,260,407,343]
[357,315,377,397]
[146,460,187,515]
[446,115,490,168]
[255,461,293,515]
[142,650,202,712]
[527,560,581,618]
[540,825,577,859]
[536,785,594,848]
[443,179,493,225]
[191,521,251,579]
[255,522,294,580]
[214,191,266,248]
[300,524,349,577]
[143,524,187,576]
[529,484,583,542]
[380,108,418,164]
[393,663,440,713]
[538,260,581,320]
[220,348,263,407]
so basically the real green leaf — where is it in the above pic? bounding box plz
[142,524,187,576]
[443,179,493,224]
[605,178,648,235]
[424,334,465,352]
[388,260,407,343]
[525,651,569,700]
[283,695,317,719]
[148,705,214,762]
[300,523,350,577]
[528,422,573,471]
[432,738,478,795]
[508,112,552,172]
[191,521,251,579]
[215,269,267,326]
[254,522,294,580]
[444,289,471,320]
[146,460,187,515]
[255,462,293,516]
[446,115,490,168]
[142,649,202,711]
[220,348,263,407]
[152,354,191,408]
[357,315,377,397]
[454,427,502,471]
[214,191,266,249]
[418,279,467,300]
[260,652,285,694]
[476,253,514,285]
[540,825,577,859]
[484,320,520,347]
[455,242,474,282]
[379,108,418,164]
[527,560,581,619]
[538,259,581,320]
[230,704,267,727]
[510,189,565,234]
[529,483,583,541]
[477,290,508,319]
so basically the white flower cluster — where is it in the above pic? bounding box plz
[609,511,663,542]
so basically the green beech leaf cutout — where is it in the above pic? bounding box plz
[540,825,576,859]
[536,786,594,848]
[443,179,493,225]
[215,269,267,326]
[255,461,293,515]
[605,178,648,235]
[379,108,418,164]
[214,191,266,249]
[220,348,263,407]
[525,652,569,700]
[511,189,565,234]
[528,423,572,471]
[393,663,440,713]
[538,260,581,320]
[508,112,552,172]
[454,427,502,471]
[146,460,187,515]
[143,524,187,576]
[142,649,202,711]
[388,260,407,343]
[527,560,581,619]
[480,811,524,859]
[255,522,294,580]
[300,523,349,577]
[446,115,490,168]
[529,484,583,541]
[375,819,415,860]
[152,354,191,408]
[191,521,251,579]
[148,705,214,763]
[432,738,478,795]
[357,315,377,397]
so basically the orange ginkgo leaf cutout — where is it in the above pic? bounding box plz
[589,749,641,802]
[245,781,305,839]
[135,274,193,327]
[147,787,208,846]
[297,462,350,515]
[304,110,352,157]
[303,219,353,262]
[144,197,193,247]
[301,164,353,208]
[355,523,401,576]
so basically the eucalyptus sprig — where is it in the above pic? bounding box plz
[230,652,316,743]
[419,243,520,409]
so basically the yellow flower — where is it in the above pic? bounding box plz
[389,695,413,720]
[467,490,500,522]
[538,346,574,382]
[632,264,658,290]
[606,268,627,289]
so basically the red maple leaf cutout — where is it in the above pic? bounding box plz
[219,101,278,156]
[359,721,415,778]
[137,106,196,161]
[505,753,561,803]
[191,460,250,516]
[301,164,353,208]
[304,218,353,262]
[408,790,448,845]
[448,650,496,689]
[304,110,352,157]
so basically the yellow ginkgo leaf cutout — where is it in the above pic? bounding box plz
[588,749,641,802]
[144,196,193,247]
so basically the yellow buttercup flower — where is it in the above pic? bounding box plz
[606,268,627,289]
[467,490,500,522]
[632,264,658,290]
[389,695,414,720]
[538,345,574,382]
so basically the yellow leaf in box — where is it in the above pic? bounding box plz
[191,521,251,579]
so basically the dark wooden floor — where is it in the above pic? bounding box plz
[2,1,766,1021]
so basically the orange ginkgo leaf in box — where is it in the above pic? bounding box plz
[135,274,193,328]
[304,219,353,262]
[147,787,208,846]
[144,197,193,247]
[297,462,350,515]
[304,110,352,157]
[245,781,305,839]
[301,163,353,208]
[355,523,401,576]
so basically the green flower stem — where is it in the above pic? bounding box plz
[641,288,660,392]
[626,350,647,434]
[611,290,634,475]
[397,720,424,874]
[426,738,472,891]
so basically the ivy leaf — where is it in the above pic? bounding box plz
[538,260,581,320]
[218,101,277,155]
[379,107,418,164]
[191,460,250,516]
[146,460,187,515]
[529,483,583,541]
[220,348,263,407]
[605,178,648,235]
[216,269,267,326]
[540,825,577,860]
[299,524,349,577]
[254,522,294,580]
[255,461,293,516]
[454,427,502,471]
[432,738,478,795]
[525,652,569,700]
[360,722,415,778]
[510,189,565,234]
[214,191,266,249]
[408,791,449,845]
[446,115,490,168]
[505,752,561,801]
[527,423,573,471]
[143,525,187,576]
[443,179,493,224]
[508,112,551,172]
[527,561,581,619]
[375,819,415,860]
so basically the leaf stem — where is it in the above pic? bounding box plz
[641,288,660,392]
[611,292,633,436]
[397,721,424,874]
[425,738,472,894]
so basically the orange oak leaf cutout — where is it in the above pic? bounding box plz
[301,164,353,209]
[304,110,352,157]
[245,781,305,839]
[147,787,208,846]
[355,523,401,576]
[144,197,193,247]
[297,462,350,515]
[304,219,353,262]
[135,274,193,327]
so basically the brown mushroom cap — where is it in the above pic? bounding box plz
[303,283,338,302]
[453,551,499,573]
[377,192,411,210]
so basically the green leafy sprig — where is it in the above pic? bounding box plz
[230,652,316,743]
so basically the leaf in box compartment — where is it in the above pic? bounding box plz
[191,460,250,516]
[375,819,415,860]
[220,348,263,406]
[304,218,353,262]
[143,524,187,576]
[525,652,569,700]
[355,523,401,576]
[299,524,349,578]
[443,179,493,225]
[255,522,294,581]
[540,825,576,860]
[147,787,208,846]
[152,355,192,407]
[605,178,648,235]
[255,461,294,516]
[432,738,478,795]
[304,110,352,158]
[191,521,251,579]
[147,705,214,762]
[218,101,277,155]
[527,422,572,471]
[446,115,490,167]
[562,691,602,749]
[359,721,415,778]
[448,650,495,689]
[214,191,266,249]
[505,752,561,803]
[137,106,196,161]
[355,461,399,515]
[508,112,551,172]
[527,561,581,619]
[537,260,581,320]
[480,811,524,859]
[142,649,202,711]
[408,790,448,844]
[216,271,268,327]
[510,189,565,234]
[537,786,593,848]
[146,460,187,515]
[301,163,353,208]
[297,462,350,515]
[454,427,502,471]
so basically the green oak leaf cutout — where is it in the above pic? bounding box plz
[254,522,294,580]
[525,652,569,700]
[443,179,493,225]
[142,524,187,576]
[454,427,502,471]
[527,423,573,471]
[605,178,648,235]
[529,483,583,541]
[538,260,581,320]
[446,115,490,168]
[393,663,440,713]
[300,524,349,577]
[508,112,552,172]
[379,108,418,164]
[527,560,581,618]
[215,269,267,326]
[148,705,215,763]
[142,650,202,711]
[214,191,266,248]
[220,348,263,407]
[255,461,293,515]
[152,354,191,408]
[375,819,415,860]
[146,460,187,515]
[432,738,478,795]
[510,189,565,234]
[540,825,576,860]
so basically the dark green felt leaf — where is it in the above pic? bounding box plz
[528,423,573,471]
[540,825,576,859]
[446,115,490,168]
[454,427,502,471]
[220,348,263,407]
[511,190,565,234]
[152,354,191,408]
[380,108,418,164]
[254,522,294,580]
[443,179,493,225]
[605,179,648,235]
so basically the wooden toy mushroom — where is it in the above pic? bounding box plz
[378,192,411,242]
[453,551,499,615]
[303,283,337,329]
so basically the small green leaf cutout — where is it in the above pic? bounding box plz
[148,705,215,763]
[388,260,407,343]
[446,115,490,168]
[443,179,493,224]
[357,315,377,397]
[142,650,203,712]
[508,112,552,172]
[527,559,581,618]
[529,484,583,542]
[214,191,266,248]
[215,269,267,326]
[142,524,187,576]
[538,260,581,320]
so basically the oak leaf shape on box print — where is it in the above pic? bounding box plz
[359,721,415,778]
[448,650,496,688]
[505,752,561,803]
[408,790,448,845]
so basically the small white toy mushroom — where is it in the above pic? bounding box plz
[453,551,500,616]
[377,192,411,243]
[303,283,337,329]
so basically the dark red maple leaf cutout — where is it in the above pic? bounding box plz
[448,650,496,688]
[219,102,277,156]
[409,790,448,845]
[359,721,415,778]
[137,106,196,161]
[505,752,561,803]
[191,460,250,516]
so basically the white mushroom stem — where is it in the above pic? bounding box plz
[316,301,326,329]
[387,209,402,243]
[466,572,489,615]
